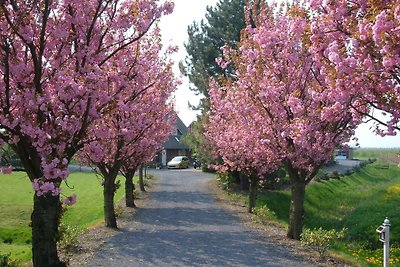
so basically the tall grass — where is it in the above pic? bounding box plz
[0,172,126,262]
[255,163,400,266]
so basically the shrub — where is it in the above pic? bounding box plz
[226,192,242,204]
[344,169,354,176]
[0,253,20,267]
[352,165,361,172]
[114,205,123,218]
[330,171,340,180]
[57,223,81,253]
[301,227,347,259]
[316,170,329,181]
[216,172,237,190]
[253,205,277,223]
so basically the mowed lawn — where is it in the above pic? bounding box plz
[0,171,126,262]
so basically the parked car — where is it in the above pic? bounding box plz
[167,156,190,169]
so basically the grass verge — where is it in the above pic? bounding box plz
[0,172,127,263]
[224,162,400,266]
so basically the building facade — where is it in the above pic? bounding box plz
[155,116,191,166]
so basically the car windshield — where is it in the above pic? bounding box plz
[171,157,183,162]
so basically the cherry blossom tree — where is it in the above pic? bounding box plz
[307,0,400,136]
[206,80,281,212]
[0,0,173,265]
[80,31,177,227]
[206,2,362,240]
[120,116,174,208]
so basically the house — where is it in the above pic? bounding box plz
[156,115,191,166]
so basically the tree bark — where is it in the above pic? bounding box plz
[248,174,259,213]
[103,174,118,228]
[138,165,145,192]
[125,171,136,208]
[16,146,64,267]
[287,180,306,240]
[31,194,65,267]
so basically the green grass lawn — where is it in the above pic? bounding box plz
[0,171,126,263]
[254,162,400,266]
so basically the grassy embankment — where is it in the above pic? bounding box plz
[0,172,128,263]
[227,148,400,266]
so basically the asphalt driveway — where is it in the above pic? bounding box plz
[88,169,313,267]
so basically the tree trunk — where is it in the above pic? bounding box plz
[125,171,136,208]
[18,147,64,267]
[103,174,118,228]
[138,165,145,192]
[248,174,258,213]
[239,171,249,190]
[287,180,306,240]
[31,194,65,267]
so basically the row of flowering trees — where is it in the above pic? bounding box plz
[206,0,399,240]
[79,27,177,228]
[0,0,176,266]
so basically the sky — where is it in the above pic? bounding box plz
[159,0,400,148]
[159,0,218,126]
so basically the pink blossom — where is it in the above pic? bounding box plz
[206,2,361,179]
[1,165,13,174]
[63,194,77,206]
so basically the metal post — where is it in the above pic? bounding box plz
[383,218,390,267]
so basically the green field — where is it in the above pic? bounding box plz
[253,161,400,266]
[0,172,126,263]
[353,148,400,165]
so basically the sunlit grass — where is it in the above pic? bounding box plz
[0,171,127,263]
[253,163,400,266]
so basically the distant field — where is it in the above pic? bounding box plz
[0,172,126,263]
[353,148,400,165]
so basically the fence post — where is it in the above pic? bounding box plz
[377,218,390,267]
[383,218,390,267]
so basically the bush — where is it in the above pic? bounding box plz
[316,170,329,181]
[330,171,341,180]
[301,227,347,259]
[0,253,20,267]
[216,172,237,190]
[352,165,361,173]
[57,223,81,253]
[344,169,354,176]
[114,205,123,218]
[253,205,277,223]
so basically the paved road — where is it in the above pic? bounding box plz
[88,169,312,267]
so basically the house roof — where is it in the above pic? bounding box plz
[176,116,188,135]
[163,115,190,150]
[163,135,190,150]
